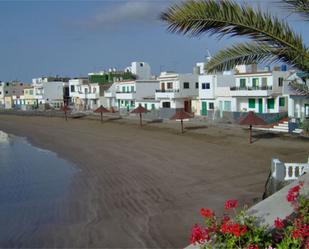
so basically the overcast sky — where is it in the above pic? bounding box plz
[0,0,308,82]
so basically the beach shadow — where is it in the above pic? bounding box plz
[185,125,208,130]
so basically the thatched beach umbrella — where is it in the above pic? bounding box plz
[60,105,71,121]
[94,105,110,123]
[131,104,149,127]
[170,109,193,133]
[239,111,266,144]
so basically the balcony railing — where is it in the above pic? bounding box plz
[230,86,272,91]
[116,91,136,94]
[155,89,180,93]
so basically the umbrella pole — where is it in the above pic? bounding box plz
[181,119,184,133]
[249,125,252,144]
[139,113,142,127]
[101,112,103,123]
[65,111,67,121]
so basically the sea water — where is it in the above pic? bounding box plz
[0,130,77,246]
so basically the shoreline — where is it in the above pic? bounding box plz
[0,114,308,248]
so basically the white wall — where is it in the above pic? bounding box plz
[130,62,151,80]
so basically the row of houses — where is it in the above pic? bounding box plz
[1,61,308,121]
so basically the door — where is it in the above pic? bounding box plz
[161,83,165,91]
[258,98,263,113]
[201,101,207,116]
[184,100,189,112]
[305,104,309,118]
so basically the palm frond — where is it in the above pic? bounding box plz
[289,80,309,95]
[206,42,308,73]
[282,0,309,20]
[206,42,282,72]
[160,0,309,69]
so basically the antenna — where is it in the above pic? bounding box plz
[205,48,212,62]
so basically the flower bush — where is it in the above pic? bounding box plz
[190,182,308,249]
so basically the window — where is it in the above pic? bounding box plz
[195,82,199,89]
[224,101,231,111]
[267,98,274,109]
[122,86,125,92]
[6,83,9,86]
[131,86,134,92]
[183,82,190,89]
[93,99,97,105]
[248,98,256,108]
[130,101,134,107]
[25,90,28,94]
[5,91,8,94]
[162,102,171,108]
[279,97,285,107]
[240,78,246,88]
[140,63,143,67]
[144,103,148,109]
[262,77,268,86]
[85,88,88,94]
[151,104,155,110]
[93,87,97,93]
[202,83,210,89]
[167,82,173,89]
[252,78,259,87]
[29,90,33,95]
[278,77,283,87]
[209,102,214,109]
[70,85,75,92]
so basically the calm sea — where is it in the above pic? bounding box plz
[0,130,77,246]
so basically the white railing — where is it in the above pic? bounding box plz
[272,158,309,181]
[284,163,309,181]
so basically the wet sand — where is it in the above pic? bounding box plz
[0,114,308,248]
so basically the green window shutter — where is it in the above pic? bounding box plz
[279,97,285,107]
[248,99,255,108]
[267,98,275,109]
[122,86,125,92]
[240,79,246,88]
[144,103,148,110]
[151,104,155,110]
[252,78,259,87]
[131,86,134,92]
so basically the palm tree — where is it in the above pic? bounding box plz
[160,0,309,94]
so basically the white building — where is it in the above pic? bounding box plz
[155,72,199,112]
[32,77,70,108]
[283,72,309,121]
[69,78,115,110]
[193,62,235,116]
[125,62,152,80]
[114,79,159,111]
[229,66,290,114]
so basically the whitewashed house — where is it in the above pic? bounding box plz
[229,65,290,114]
[192,61,235,116]
[155,72,199,112]
[283,72,309,121]
[115,80,159,111]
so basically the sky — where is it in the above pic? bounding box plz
[0,0,308,82]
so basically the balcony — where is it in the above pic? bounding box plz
[155,89,181,99]
[230,86,272,97]
[115,91,136,100]
[104,91,114,98]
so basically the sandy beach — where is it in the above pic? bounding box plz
[0,114,308,248]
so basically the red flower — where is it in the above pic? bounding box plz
[274,217,284,229]
[293,229,301,239]
[200,208,214,218]
[247,245,259,249]
[190,224,210,245]
[287,184,302,203]
[224,199,238,210]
